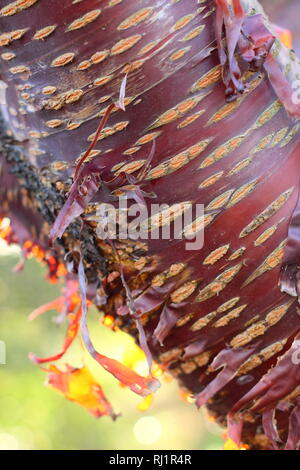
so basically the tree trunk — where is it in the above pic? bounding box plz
[1,0,300,450]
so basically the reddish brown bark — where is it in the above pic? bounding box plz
[1,0,300,450]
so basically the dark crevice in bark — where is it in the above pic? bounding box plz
[0,112,107,284]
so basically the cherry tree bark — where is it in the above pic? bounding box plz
[1,0,300,450]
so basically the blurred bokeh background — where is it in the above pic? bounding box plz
[0,0,299,452]
[0,239,223,450]
[261,0,300,55]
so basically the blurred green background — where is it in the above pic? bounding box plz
[0,240,223,450]
[0,0,298,453]
[0,0,297,452]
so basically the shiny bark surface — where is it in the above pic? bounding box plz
[1,0,300,449]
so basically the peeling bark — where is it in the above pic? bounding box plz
[1,0,300,450]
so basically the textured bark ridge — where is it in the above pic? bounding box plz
[1,0,300,450]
